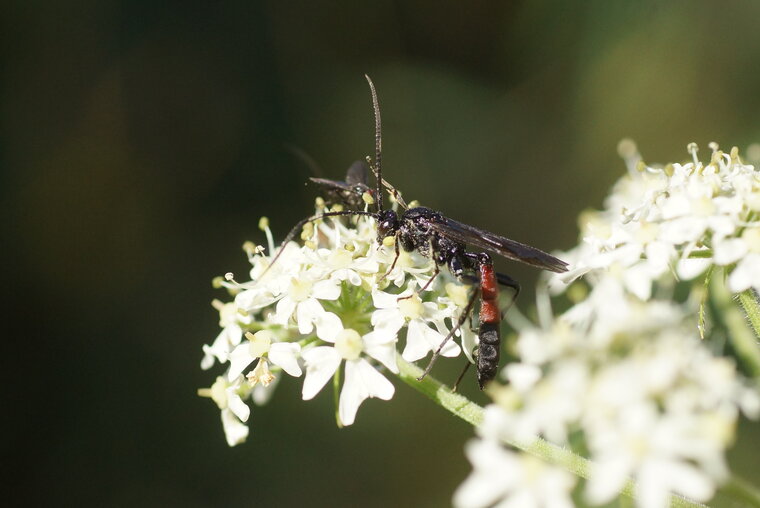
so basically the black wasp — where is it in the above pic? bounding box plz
[275,76,568,389]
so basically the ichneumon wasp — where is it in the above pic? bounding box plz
[309,160,374,209]
[271,76,568,389]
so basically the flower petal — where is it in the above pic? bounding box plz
[301,346,342,400]
[296,298,324,334]
[362,331,399,373]
[314,311,344,342]
[227,342,255,381]
[311,279,341,300]
[339,358,395,425]
[402,320,459,362]
[269,342,302,377]
[221,408,249,447]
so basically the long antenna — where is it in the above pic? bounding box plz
[364,74,383,212]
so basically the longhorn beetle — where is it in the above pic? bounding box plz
[270,76,568,389]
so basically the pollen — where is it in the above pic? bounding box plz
[687,142,699,164]
[242,241,257,255]
[248,359,275,387]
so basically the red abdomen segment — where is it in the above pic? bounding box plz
[477,262,501,389]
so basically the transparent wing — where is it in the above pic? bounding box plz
[345,160,370,186]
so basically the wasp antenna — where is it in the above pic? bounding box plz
[364,74,383,212]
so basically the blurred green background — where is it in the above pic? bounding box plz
[4,1,760,507]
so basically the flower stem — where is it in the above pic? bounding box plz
[708,269,760,380]
[738,290,760,340]
[394,355,712,508]
[720,476,760,508]
[395,353,483,426]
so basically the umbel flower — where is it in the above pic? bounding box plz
[200,141,760,508]
[454,143,760,508]
[551,141,760,298]
[199,199,473,444]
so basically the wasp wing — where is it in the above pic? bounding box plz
[345,160,370,186]
[427,216,568,273]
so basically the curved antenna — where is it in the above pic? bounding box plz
[364,75,383,212]
[255,210,376,283]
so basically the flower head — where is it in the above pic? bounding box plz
[201,203,476,444]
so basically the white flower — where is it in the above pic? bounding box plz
[483,277,757,507]
[271,274,342,338]
[200,300,251,370]
[307,246,380,286]
[371,285,461,362]
[227,330,302,383]
[198,376,251,446]
[454,438,575,508]
[585,404,716,508]
[301,326,397,426]
[374,246,438,288]
[235,241,306,311]
[551,142,760,297]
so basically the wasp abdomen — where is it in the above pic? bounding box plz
[477,261,501,389]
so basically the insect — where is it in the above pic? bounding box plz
[272,76,568,389]
[309,160,374,209]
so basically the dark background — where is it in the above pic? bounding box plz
[4,1,760,507]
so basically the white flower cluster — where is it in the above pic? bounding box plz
[455,143,760,508]
[199,205,473,446]
[553,142,760,298]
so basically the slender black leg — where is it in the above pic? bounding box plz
[417,285,479,381]
[380,231,401,280]
[398,265,440,301]
[452,361,472,392]
[495,271,520,314]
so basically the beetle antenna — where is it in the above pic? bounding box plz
[365,74,383,213]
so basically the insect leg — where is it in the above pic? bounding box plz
[495,271,520,316]
[397,264,440,301]
[416,284,479,381]
[452,361,472,392]
[380,231,402,281]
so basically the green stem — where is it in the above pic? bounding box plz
[395,355,711,508]
[721,476,760,508]
[738,290,760,340]
[708,269,760,380]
